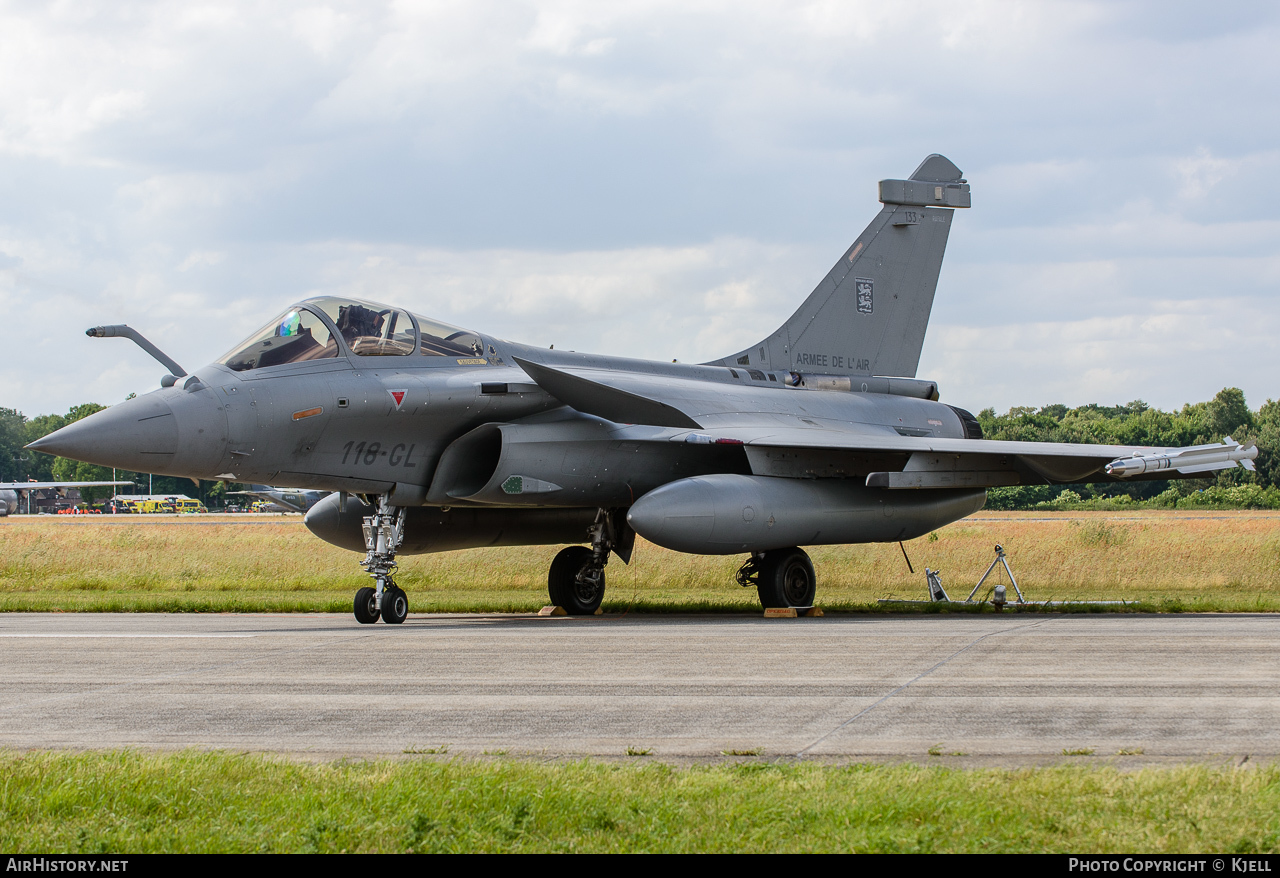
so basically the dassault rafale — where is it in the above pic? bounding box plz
[30,154,1257,624]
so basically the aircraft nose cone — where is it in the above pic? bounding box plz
[28,386,230,479]
[29,394,179,471]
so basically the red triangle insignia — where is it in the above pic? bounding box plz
[389,390,407,409]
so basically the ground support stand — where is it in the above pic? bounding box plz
[964,544,1025,604]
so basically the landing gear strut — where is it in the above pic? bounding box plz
[737,546,816,609]
[353,495,408,624]
[547,508,633,615]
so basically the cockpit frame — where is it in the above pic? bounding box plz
[217,297,488,373]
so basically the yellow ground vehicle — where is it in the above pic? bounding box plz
[114,497,205,513]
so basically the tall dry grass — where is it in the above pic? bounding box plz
[2,510,1278,612]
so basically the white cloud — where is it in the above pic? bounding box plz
[293,237,806,357]
[922,294,1280,413]
[117,174,241,219]
[1173,148,1238,200]
[290,5,360,59]
[0,0,1278,419]
[177,250,226,272]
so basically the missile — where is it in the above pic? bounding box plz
[1104,437,1258,478]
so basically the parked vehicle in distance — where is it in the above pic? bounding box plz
[105,494,206,514]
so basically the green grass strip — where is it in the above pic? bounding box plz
[2,751,1279,853]
[5,513,1280,614]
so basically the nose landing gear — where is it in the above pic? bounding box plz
[353,495,409,624]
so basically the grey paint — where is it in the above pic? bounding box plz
[626,474,985,554]
[28,153,1253,569]
[226,484,330,513]
[426,414,749,509]
[710,153,968,379]
[85,324,188,379]
[304,492,598,554]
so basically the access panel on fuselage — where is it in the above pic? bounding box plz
[306,371,434,486]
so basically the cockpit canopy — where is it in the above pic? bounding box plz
[219,297,484,372]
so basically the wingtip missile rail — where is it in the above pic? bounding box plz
[1104,437,1258,478]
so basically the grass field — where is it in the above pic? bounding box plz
[2,511,1279,613]
[5,517,1280,854]
[3,751,1278,853]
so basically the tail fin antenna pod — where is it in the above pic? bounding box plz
[709,154,970,379]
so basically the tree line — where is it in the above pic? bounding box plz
[2,387,1276,510]
[977,387,1280,509]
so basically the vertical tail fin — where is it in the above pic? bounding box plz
[710,154,969,378]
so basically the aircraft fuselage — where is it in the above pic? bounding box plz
[36,328,974,509]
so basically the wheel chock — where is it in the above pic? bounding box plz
[538,605,567,616]
[764,607,824,618]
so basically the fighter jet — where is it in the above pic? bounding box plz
[225,485,329,513]
[29,154,1258,623]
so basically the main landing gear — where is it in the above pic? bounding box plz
[547,508,634,615]
[353,495,409,624]
[736,546,817,610]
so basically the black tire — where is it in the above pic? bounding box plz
[382,586,408,625]
[354,586,380,624]
[547,546,605,615]
[756,548,816,609]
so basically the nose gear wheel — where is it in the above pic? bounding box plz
[352,495,410,624]
[381,586,408,624]
[354,586,380,624]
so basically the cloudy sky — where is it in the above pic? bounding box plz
[2,0,1278,418]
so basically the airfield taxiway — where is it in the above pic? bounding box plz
[2,612,1278,763]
